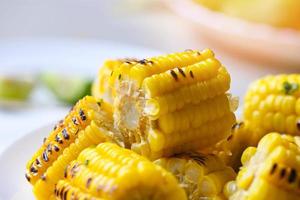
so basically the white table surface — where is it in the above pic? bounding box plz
[0,0,298,154]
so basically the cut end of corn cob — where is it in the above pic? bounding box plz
[25,96,116,200]
[154,152,236,200]
[92,58,140,104]
[228,132,300,200]
[244,74,300,143]
[55,143,187,200]
[111,49,236,159]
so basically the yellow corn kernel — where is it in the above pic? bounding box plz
[199,167,236,197]
[223,180,237,199]
[229,132,300,200]
[55,143,187,200]
[154,153,236,200]
[240,147,256,166]
[26,96,115,200]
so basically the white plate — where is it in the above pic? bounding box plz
[0,124,54,200]
[164,0,300,66]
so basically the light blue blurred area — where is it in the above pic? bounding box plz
[0,38,159,76]
[0,0,197,51]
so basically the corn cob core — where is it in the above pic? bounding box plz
[244,74,300,144]
[112,49,236,159]
[25,96,116,200]
[55,143,187,200]
[154,152,236,200]
[92,58,139,104]
[227,132,300,200]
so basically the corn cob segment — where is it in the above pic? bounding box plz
[154,152,236,200]
[55,143,187,200]
[244,74,300,143]
[25,96,116,200]
[113,49,236,159]
[227,132,300,200]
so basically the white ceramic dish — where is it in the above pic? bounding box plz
[164,0,300,66]
[0,124,53,200]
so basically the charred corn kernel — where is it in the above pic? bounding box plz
[154,152,236,200]
[244,75,300,144]
[26,96,116,200]
[92,58,139,104]
[55,143,187,200]
[113,49,236,159]
[229,132,300,200]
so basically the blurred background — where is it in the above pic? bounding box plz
[0,0,299,153]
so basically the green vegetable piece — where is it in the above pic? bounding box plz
[0,76,34,101]
[283,81,299,95]
[41,73,92,105]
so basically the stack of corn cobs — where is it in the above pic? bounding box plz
[26,49,300,200]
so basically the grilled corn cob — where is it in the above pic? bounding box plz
[154,152,236,200]
[55,142,187,200]
[226,132,300,200]
[92,58,139,104]
[244,74,300,144]
[25,96,117,200]
[112,49,236,159]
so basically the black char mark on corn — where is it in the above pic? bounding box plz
[170,70,178,81]
[55,135,63,144]
[72,117,79,125]
[86,177,93,188]
[177,67,186,77]
[270,163,278,175]
[288,168,297,183]
[62,129,70,140]
[79,109,86,121]
[42,151,49,162]
[189,70,194,79]
[280,168,286,179]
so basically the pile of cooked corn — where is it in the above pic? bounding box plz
[26,50,300,200]
[225,133,300,200]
